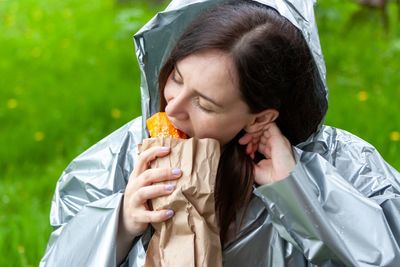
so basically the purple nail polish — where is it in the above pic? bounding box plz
[172,168,181,176]
[165,184,175,191]
[166,209,174,217]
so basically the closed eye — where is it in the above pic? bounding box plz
[171,69,183,84]
[193,96,213,113]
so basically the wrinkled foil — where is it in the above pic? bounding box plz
[40,0,400,266]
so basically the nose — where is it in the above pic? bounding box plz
[165,91,189,121]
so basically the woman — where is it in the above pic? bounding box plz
[40,1,400,266]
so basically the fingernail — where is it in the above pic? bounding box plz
[171,168,181,176]
[159,147,170,152]
[165,184,175,191]
[166,209,174,217]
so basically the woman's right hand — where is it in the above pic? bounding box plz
[119,146,182,241]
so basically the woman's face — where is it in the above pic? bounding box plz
[164,49,254,145]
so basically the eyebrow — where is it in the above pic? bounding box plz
[175,64,224,108]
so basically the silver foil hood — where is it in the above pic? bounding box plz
[133,0,328,137]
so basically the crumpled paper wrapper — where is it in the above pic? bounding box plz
[140,137,222,267]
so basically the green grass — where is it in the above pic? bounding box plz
[1,0,399,266]
[0,0,165,265]
[316,0,400,167]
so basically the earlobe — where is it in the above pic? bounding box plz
[244,109,279,133]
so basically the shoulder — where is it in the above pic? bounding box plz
[298,125,400,196]
[51,116,145,225]
[68,116,143,161]
[60,116,144,197]
[298,125,376,164]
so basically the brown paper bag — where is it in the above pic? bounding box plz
[140,137,222,267]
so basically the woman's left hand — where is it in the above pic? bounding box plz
[239,122,296,185]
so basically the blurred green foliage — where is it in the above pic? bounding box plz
[0,0,399,266]
[0,0,166,265]
[317,0,400,166]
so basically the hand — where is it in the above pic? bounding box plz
[119,146,182,241]
[239,122,296,185]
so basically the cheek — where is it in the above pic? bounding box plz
[192,116,244,145]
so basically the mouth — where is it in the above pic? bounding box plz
[168,117,191,137]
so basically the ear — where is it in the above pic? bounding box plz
[244,109,279,133]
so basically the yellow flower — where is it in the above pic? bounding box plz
[17,245,25,254]
[390,131,400,142]
[111,108,121,119]
[34,131,45,142]
[357,91,368,102]
[7,99,18,109]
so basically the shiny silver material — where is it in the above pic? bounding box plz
[40,0,400,266]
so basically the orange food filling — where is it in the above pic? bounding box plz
[146,112,188,139]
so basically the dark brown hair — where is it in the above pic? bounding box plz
[158,0,326,245]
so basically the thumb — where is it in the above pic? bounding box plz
[253,159,273,185]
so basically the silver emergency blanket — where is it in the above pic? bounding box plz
[40,0,400,266]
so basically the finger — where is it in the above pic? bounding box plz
[261,123,291,149]
[137,209,175,223]
[253,160,272,185]
[250,142,259,155]
[251,131,263,139]
[258,143,265,154]
[246,142,254,155]
[260,135,269,144]
[138,167,182,186]
[258,143,271,158]
[264,122,283,137]
[134,146,171,176]
[260,127,272,139]
[134,183,177,204]
[238,133,252,145]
